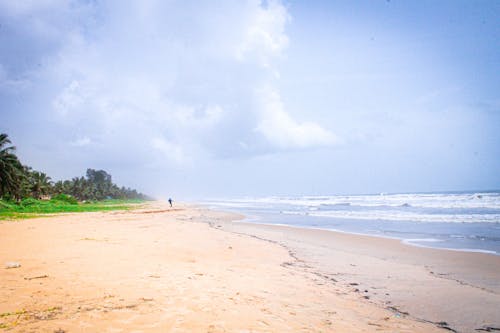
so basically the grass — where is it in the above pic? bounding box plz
[0,197,146,220]
[0,310,27,318]
[0,307,62,330]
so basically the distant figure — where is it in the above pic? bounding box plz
[168,198,173,207]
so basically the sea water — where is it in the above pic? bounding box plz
[204,191,500,255]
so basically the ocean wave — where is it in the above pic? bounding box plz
[208,192,500,210]
[280,209,500,223]
[403,238,444,243]
[205,192,500,224]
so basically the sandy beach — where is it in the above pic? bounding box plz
[1,202,498,332]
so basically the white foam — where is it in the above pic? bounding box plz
[304,210,500,223]
[208,192,500,210]
[206,192,500,223]
[403,238,443,243]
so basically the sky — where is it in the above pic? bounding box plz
[0,0,499,199]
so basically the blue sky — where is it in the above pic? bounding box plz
[0,0,499,199]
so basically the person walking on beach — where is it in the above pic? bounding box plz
[168,198,173,207]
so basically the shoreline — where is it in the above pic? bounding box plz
[216,214,500,333]
[230,216,500,256]
[1,202,498,332]
[206,204,500,256]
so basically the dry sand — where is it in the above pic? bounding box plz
[0,202,498,332]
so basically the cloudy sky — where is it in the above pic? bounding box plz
[1,0,499,199]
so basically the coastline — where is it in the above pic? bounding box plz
[1,202,498,332]
[216,214,500,333]
[204,191,500,255]
[233,217,500,255]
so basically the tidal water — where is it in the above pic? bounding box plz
[204,191,500,255]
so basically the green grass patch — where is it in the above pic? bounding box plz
[0,198,146,220]
[0,310,27,318]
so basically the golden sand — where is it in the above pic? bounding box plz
[1,202,497,332]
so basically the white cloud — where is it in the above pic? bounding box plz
[42,2,297,160]
[70,137,91,147]
[172,104,223,129]
[151,137,187,165]
[255,88,338,149]
[3,0,337,171]
[236,0,290,67]
[52,80,85,116]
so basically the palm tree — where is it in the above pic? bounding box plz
[17,166,34,198]
[30,171,52,199]
[52,180,64,195]
[0,133,23,199]
[70,176,86,200]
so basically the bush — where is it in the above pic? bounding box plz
[0,200,14,210]
[51,194,78,205]
[20,198,39,207]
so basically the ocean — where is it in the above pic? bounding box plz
[204,191,500,255]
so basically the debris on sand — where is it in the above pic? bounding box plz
[24,274,49,280]
[5,261,21,269]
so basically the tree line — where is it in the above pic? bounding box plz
[0,133,150,201]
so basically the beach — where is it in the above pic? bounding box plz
[1,202,498,332]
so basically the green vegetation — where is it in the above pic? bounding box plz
[0,133,23,197]
[0,310,27,318]
[0,198,144,220]
[0,133,152,219]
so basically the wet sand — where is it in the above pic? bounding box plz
[220,221,500,333]
[0,202,496,332]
